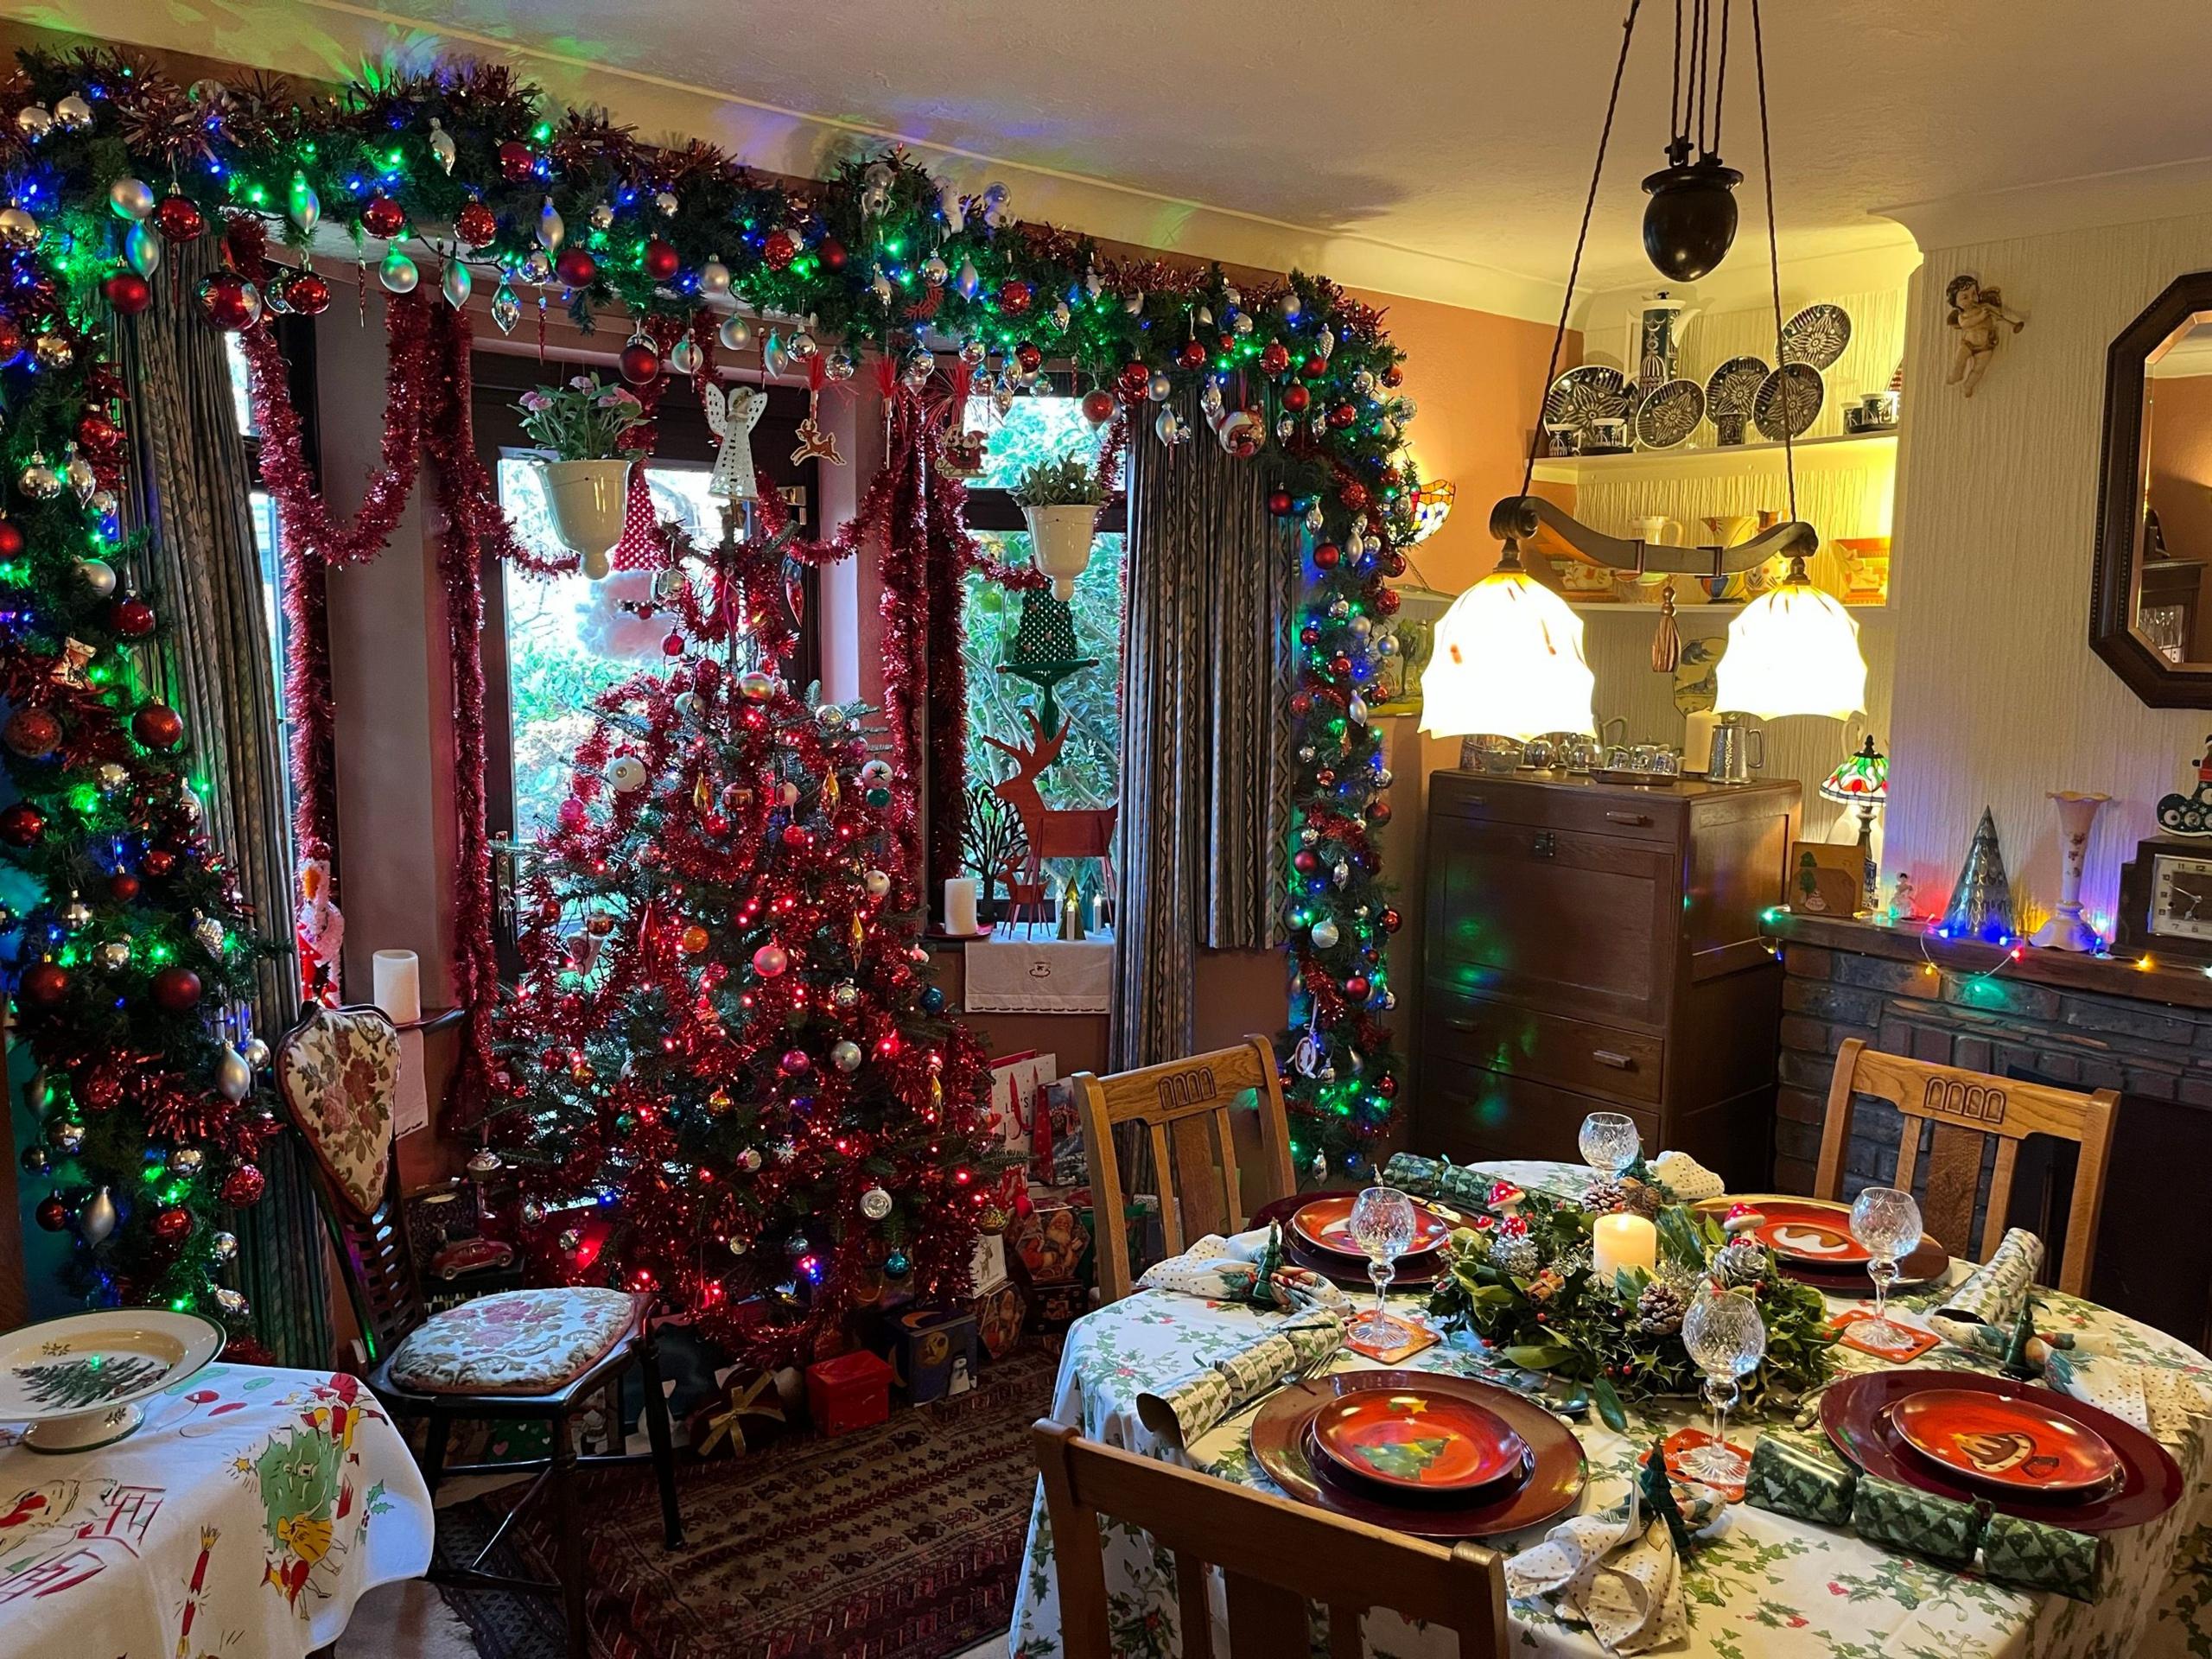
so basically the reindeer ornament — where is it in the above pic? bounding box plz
[979,709,1118,912]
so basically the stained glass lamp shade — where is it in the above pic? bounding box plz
[1420,563,1596,741]
[1819,736,1888,810]
[1407,480,1455,544]
[1715,578,1867,720]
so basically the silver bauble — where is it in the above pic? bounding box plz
[830,1039,863,1074]
[35,333,72,372]
[214,1046,253,1103]
[110,177,156,221]
[654,189,678,216]
[587,201,613,232]
[18,454,61,499]
[52,94,91,133]
[860,1185,893,1221]
[669,335,702,377]
[241,1035,270,1069]
[1146,370,1172,403]
[379,249,419,293]
[1310,917,1341,950]
[697,257,731,298]
[0,207,41,251]
[607,754,649,792]
[787,331,818,362]
[48,1120,85,1155]
[79,1185,117,1243]
[954,258,980,299]
[94,933,134,965]
[428,118,455,174]
[922,255,948,286]
[1154,407,1189,446]
[215,1287,250,1320]
[862,869,892,899]
[558,1227,582,1253]
[466,1148,503,1177]
[830,980,859,1008]
[58,893,91,931]
[13,105,49,142]
[210,1230,238,1263]
[718,313,752,351]
[65,451,95,501]
[442,260,471,310]
[94,761,128,792]
[191,912,224,951]
[125,222,162,277]
[538,198,566,251]
[168,1146,205,1176]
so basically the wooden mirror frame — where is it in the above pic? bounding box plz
[2092,270,2212,706]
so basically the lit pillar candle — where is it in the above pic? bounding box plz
[372,949,421,1025]
[944,878,980,937]
[1591,1211,1657,1283]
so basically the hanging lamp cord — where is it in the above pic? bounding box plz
[1749,0,1806,580]
[1519,0,1644,514]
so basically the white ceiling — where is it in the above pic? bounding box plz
[67,0,2212,310]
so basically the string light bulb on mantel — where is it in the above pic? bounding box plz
[1438,0,1867,737]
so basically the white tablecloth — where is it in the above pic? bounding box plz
[1007,1160,2212,1659]
[0,1362,433,1657]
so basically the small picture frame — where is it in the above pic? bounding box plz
[1789,841,1862,917]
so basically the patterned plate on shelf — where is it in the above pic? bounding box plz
[0,1309,226,1452]
[1782,302,1853,370]
[1753,363,1825,440]
[1541,365,1639,450]
[1890,1387,2121,1494]
[1634,378,1706,449]
[1704,354,1770,418]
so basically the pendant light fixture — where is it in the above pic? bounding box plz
[1643,0,1742,282]
[1423,0,1866,742]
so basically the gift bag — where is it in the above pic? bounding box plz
[987,1050,1062,1204]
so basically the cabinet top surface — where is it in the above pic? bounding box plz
[1431,768,1800,804]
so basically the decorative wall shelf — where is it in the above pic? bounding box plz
[1530,429,1898,485]
[1567,600,1889,615]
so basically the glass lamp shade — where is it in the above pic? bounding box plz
[1420,567,1596,741]
[1715,580,1867,721]
[1407,480,1455,544]
[1819,735,1888,808]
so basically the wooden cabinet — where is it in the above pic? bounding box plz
[1418,770,1799,1189]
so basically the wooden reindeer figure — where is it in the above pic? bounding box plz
[980,710,1118,911]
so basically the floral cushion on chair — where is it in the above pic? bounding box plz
[386,1288,639,1395]
[278,1006,402,1216]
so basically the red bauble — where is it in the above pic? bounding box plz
[1313,542,1341,569]
[1293,849,1319,874]
[1116,361,1152,399]
[1382,364,1404,388]
[455,200,499,248]
[17,960,67,1007]
[1081,389,1116,424]
[660,628,684,658]
[553,247,597,289]
[761,230,797,270]
[1382,550,1408,578]
[1316,767,1338,788]
[79,1070,121,1112]
[1014,340,1043,373]
[142,848,177,877]
[360,195,406,238]
[194,274,258,332]
[497,140,536,181]
[997,278,1033,316]
[0,318,22,364]
[1282,384,1311,413]
[1344,975,1371,1000]
[1328,403,1357,429]
[34,1195,67,1232]
[1376,1072,1400,1097]
[3,707,60,759]
[1375,587,1401,616]
[1340,481,1370,510]
[131,702,184,750]
[1289,690,1314,716]
[1379,906,1402,932]
[76,411,122,454]
[1369,800,1394,827]
[104,270,153,315]
[108,594,156,638]
[620,340,663,385]
[1380,466,1402,489]
[1177,340,1207,370]
[108,873,140,902]
[818,236,847,271]
[1260,340,1291,376]
[1300,354,1328,378]
[280,270,331,317]
[150,965,203,1012]
[154,193,206,244]
[0,520,22,560]
[151,1205,193,1244]
[1268,490,1294,516]
[780,823,810,849]
[642,238,680,281]
[221,1163,267,1206]
[0,801,44,847]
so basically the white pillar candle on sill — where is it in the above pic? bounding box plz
[372,949,422,1025]
[944,878,980,937]
[1591,1211,1657,1283]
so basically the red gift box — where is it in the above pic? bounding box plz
[805,1348,893,1436]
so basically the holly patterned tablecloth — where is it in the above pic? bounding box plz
[1008,1160,2212,1659]
[0,1362,433,1657]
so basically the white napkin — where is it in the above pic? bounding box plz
[2047,1350,2212,1446]
[1646,1149,1724,1203]
[1506,1504,1689,1654]
[1137,1228,1348,1313]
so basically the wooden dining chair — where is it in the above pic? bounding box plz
[279,1003,683,1659]
[1073,1034,1297,1304]
[1033,1421,1506,1657]
[1813,1036,2119,1294]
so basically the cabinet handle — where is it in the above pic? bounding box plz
[1531,830,1556,859]
[1445,1017,1479,1033]
[1604,811,1653,826]
[1591,1049,1636,1069]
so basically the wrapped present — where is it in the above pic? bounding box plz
[879,1304,982,1404]
[1848,1474,1984,1568]
[988,1050,1060,1211]
[805,1348,893,1435]
[972,1231,1010,1294]
[1743,1432,1858,1527]
[686,1366,800,1456]
[1027,1280,1088,1335]
[1980,1510,2107,1603]
[1010,1198,1091,1285]
[970,1282,1027,1360]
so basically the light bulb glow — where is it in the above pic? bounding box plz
[1419,565,1595,741]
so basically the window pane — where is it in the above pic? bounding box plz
[960,395,1123,491]
[247,489,296,823]
[226,334,257,438]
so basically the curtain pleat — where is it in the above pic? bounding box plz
[117,241,333,1368]
[1110,389,1292,1070]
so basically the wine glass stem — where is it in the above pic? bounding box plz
[1370,1262,1393,1328]
[1707,1375,1738,1454]
[1872,1259,1897,1324]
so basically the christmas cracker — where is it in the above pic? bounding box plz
[1134,1306,1345,1451]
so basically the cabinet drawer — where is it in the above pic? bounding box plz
[1426,998,1664,1106]
[1418,1059,1662,1169]
[1429,774,1682,844]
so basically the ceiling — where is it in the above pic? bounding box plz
[71,0,2212,309]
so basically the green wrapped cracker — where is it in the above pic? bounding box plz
[1744,1433,1859,1526]
[1382,1153,1490,1208]
[1980,1511,2107,1603]
[1849,1474,1986,1567]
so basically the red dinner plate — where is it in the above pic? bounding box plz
[1821,1370,2183,1532]
[1747,1198,1872,1265]
[1312,1386,1529,1494]
[1889,1388,2120,1494]
[1279,1227,1440,1292]
[1290,1193,1454,1259]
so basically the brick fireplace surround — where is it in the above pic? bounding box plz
[1764,912,2212,1349]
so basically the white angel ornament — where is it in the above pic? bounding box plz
[703,381,767,501]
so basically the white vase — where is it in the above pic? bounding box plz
[2031,791,2110,951]
[540,458,633,581]
[1023,503,1099,601]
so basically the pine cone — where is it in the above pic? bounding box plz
[1636,1280,1687,1335]
[1618,1178,1665,1219]
[1713,1237,1768,1288]
[1582,1179,1630,1213]
[1489,1232,1541,1278]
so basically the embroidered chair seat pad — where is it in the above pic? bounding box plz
[387,1287,638,1395]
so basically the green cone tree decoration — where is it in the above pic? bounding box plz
[994,590,1096,738]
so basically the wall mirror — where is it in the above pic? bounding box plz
[2094,272,2212,704]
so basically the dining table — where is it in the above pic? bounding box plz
[0,1359,434,1658]
[1006,1159,2212,1658]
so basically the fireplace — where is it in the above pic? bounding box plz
[1765,912,2212,1351]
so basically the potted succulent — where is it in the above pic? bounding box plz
[518,374,646,579]
[1011,454,1106,600]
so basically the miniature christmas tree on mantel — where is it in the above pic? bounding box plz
[1942,806,2018,942]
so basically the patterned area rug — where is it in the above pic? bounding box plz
[437,1344,1056,1659]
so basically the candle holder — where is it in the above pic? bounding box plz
[2032,791,2110,951]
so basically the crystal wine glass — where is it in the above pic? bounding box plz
[1349,1184,1418,1344]
[1579,1111,1642,1179]
[1850,1185,1923,1333]
[1681,1282,1767,1487]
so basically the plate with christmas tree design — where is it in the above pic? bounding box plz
[1311,1385,1529,1494]
[0,1309,225,1452]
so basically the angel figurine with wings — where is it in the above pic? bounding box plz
[702,382,767,500]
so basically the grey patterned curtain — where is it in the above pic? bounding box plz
[116,240,333,1368]
[1110,387,1294,1068]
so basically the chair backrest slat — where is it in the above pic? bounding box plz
[1814,1037,2119,1294]
[1073,1035,1297,1304]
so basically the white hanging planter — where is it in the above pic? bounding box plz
[539,457,633,581]
[1022,503,1099,601]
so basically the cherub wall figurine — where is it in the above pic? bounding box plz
[1943,274,2027,398]
[702,381,766,500]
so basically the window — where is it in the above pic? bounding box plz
[955,392,1127,909]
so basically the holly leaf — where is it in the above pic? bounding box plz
[1592,1374,1629,1432]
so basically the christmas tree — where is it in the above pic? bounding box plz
[490,526,999,1363]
